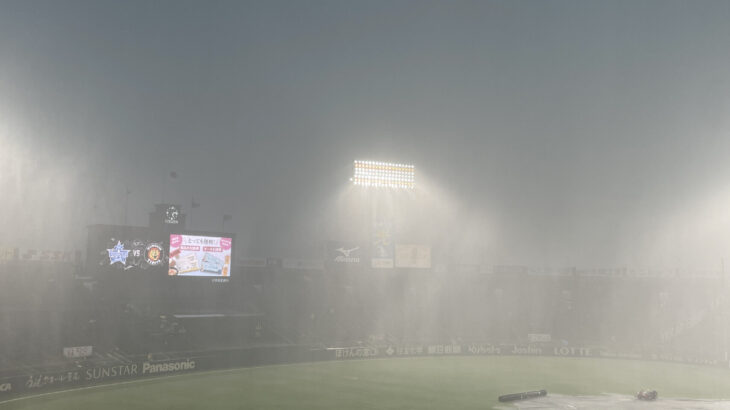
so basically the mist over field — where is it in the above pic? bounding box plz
[2,1,730,408]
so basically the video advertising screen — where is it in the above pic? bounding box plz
[169,234,232,277]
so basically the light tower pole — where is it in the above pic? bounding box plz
[350,160,416,269]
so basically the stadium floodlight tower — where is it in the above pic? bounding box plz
[350,160,415,190]
[349,160,415,270]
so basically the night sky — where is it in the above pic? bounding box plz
[3,0,730,269]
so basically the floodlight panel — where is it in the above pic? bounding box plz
[352,160,415,189]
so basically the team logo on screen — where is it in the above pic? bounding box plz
[107,241,130,265]
[145,243,163,266]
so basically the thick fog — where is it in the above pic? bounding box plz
[3,2,730,399]
[2,0,730,269]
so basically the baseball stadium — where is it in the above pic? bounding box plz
[4,1,730,409]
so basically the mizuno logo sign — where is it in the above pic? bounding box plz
[334,246,360,263]
[336,247,359,257]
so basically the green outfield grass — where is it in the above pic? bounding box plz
[2,356,730,409]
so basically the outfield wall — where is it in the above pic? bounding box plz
[0,342,726,400]
[0,345,330,400]
[328,342,724,367]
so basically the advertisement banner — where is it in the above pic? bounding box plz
[266,257,282,268]
[63,346,93,359]
[1,344,725,400]
[282,259,324,270]
[528,333,552,343]
[0,347,321,398]
[0,248,17,262]
[239,258,267,268]
[169,234,232,277]
[371,220,394,269]
[493,265,529,275]
[0,381,13,395]
[329,347,379,359]
[326,241,362,266]
[395,244,431,269]
[1,358,201,397]
[16,249,74,262]
[328,342,724,368]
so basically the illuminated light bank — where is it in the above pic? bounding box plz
[351,160,415,189]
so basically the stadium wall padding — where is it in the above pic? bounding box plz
[0,343,725,399]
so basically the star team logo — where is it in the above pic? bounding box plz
[107,241,130,265]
